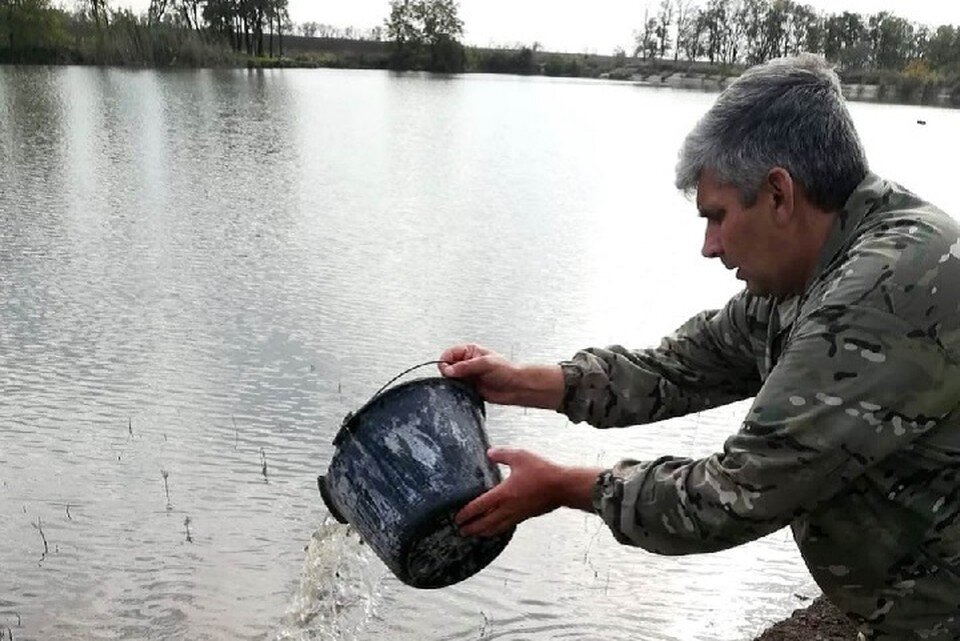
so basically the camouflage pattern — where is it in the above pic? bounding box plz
[559,174,960,640]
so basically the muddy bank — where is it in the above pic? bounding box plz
[754,595,859,641]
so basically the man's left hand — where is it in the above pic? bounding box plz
[455,448,601,537]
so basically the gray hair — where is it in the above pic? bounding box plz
[675,54,868,211]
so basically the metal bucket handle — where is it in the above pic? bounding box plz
[321,359,480,523]
[366,360,452,409]
[335,359,477,445]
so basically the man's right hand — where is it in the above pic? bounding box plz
[438,344,565,410]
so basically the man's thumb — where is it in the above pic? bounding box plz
[488,447,522,466]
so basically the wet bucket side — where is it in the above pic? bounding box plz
[321,377,513,588]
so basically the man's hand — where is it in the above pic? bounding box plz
[438,344,522,405]
[455,448,602,537]
[438,344,565,409]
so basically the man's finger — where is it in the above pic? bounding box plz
[439,345,469,365]
[444,355,494,379]
[459,509,512,538]
[488,447,523,466]
[438,346,472,377]
[455,485,503,526]
[483,515,519,537]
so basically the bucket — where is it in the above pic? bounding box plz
[318,366,513,589]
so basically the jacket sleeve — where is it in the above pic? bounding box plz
[559,291,764,428]
[592,303,960,555]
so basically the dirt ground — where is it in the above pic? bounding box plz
[753,596,860,641]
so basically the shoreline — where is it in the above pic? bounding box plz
[2,59,952,111]
[5,32,957,110]
[619,70,957,109]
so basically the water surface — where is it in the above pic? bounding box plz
[1,66,958,641]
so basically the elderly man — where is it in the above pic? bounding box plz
[439,54,960,640]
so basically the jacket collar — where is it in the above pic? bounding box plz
[772,173,888,332]
[807,172,890,289]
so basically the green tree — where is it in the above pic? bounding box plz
[836,11,867,68]
[925,25,959,71]
[0,0,65,54]
[867,11,914,70]
[385,0,464,71]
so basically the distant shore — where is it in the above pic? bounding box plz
[4,32,956,110]
[247,36,958,110]
[614,70,956,109]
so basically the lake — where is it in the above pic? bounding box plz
[1,66,958,641]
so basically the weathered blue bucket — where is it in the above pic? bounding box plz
[318,373,513,589]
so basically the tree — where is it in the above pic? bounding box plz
[78,0,109,29]
[924,25,959,70]
[673,0,693,61]
[385,0,464,71]
[702,0,731,64]
[868,11,914,70]
[656,0,673,59]
[800,7,826,55]
[0,0,65,53]
[148,0,168,25]
[679,6,706,61]
[633,7,658,59]
[202,0,238,47]
[784,3,820,56]
[740,0,767,64]
[177,0,203,31]
[761,0,789,60]
[725,0,746,64]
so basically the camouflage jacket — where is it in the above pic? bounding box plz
[559,174,960,640]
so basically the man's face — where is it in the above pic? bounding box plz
[696,169,795,297]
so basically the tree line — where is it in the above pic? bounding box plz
[200,0,290,57]
[632,0,960,75]
[0,0,293,64]
[3,0,960,82]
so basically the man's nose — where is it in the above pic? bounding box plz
[702,226,722,258]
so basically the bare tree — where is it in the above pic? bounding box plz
[656,0,674,59]
[673,0,693,61]
[148,0,168,25]
[634,7,658,59]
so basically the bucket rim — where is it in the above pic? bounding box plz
[333,376,484,446]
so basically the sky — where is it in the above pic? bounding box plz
[116,0,960,54]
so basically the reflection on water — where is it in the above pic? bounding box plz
[1,65,959,641]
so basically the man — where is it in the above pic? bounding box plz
[439,54,960,640]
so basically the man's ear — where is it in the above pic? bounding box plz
[767,167,795,227]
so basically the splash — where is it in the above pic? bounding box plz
[275,519,383,641]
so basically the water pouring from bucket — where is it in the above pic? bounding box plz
[318,361,514,589]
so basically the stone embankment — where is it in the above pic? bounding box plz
[613,71,955,108]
